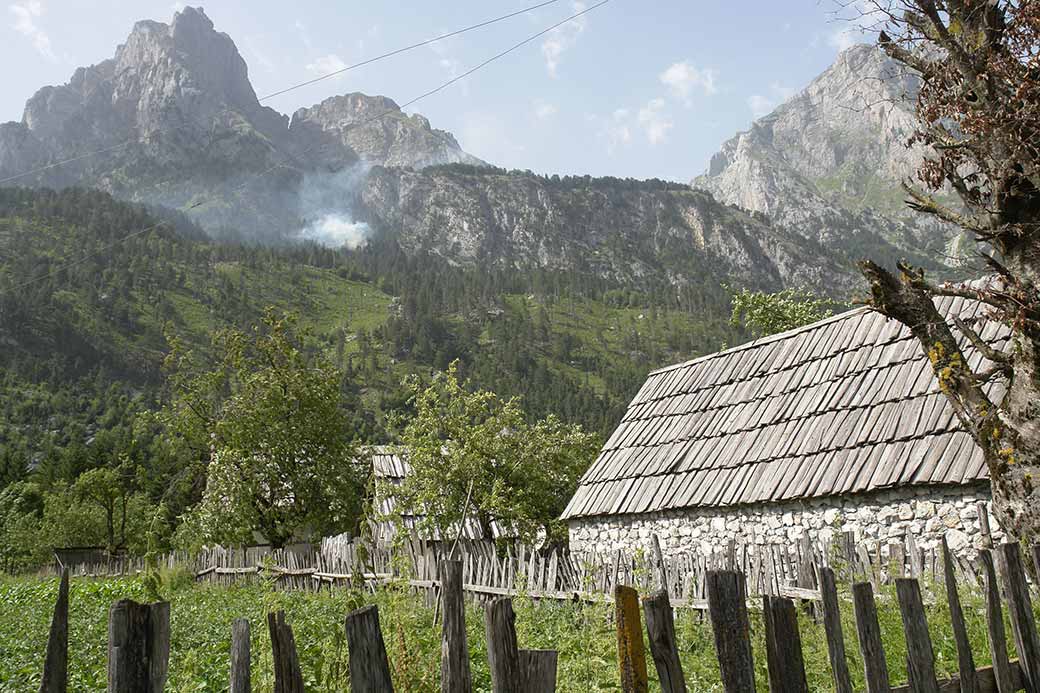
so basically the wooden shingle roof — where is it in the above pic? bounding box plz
[562,297,1008,520]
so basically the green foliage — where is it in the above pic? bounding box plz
[165,310,366,549]
[0,573,1031,691]
[730,288,834,339]
[395,363,600,544]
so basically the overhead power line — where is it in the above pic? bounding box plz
[231,0,611,192]
[0,139,136,186]
[257,0,565,101]
[6,0,612,291]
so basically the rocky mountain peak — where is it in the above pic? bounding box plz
[289,93,483,170]
[692,43,962,269]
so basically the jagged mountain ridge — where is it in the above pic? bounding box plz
[0,7,480,239]
[358,166,856,296]
[692,44,966,268]
[0,7,950,297]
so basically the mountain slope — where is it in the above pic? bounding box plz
[0,7,479,240]
[692,44,966,271]
[359,165,857,296]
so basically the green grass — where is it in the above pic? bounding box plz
[0,573,1032,692]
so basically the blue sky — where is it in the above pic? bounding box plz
[2,1,871,182]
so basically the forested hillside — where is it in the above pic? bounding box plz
[0,188,745,520]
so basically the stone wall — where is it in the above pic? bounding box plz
[568,483,1000,560]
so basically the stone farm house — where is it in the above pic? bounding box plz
[562,296,1008,559]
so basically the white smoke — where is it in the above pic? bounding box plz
[297,213,370,249]
[294,162,373,249]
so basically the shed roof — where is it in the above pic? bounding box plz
[562,296,1007,520]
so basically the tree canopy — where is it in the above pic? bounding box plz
[393,363,600,545]
[165,310,365,549]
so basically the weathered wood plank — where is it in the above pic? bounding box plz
[519,650,558,693]
[763,595,809,693]
[440,560,471,693]
[650,534,669,594]
[229,618,250,693]
[107,599,170,693]
[643,589,687,693]
[853,582,891,693]
[896,578,940,693]
[819,567,854,693]
[345,605,394,693]
[485,597,521,693]
[616,585,649,693]
[998,542,1040,693]
[267,610,304,693]
[940,537,976,693]
[706,571,756,693]
[980,550,1014,693]
[891,661,1025,693]
[39,568,69,693]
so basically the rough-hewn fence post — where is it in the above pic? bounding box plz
[819,567,853,693]
[107,600,170,693]
[895,578,940,693]
[940,537,975,693]
[852,582,890,693]
[643,589,686,693]
[763,595,808,693]
[267,610,304,693]
[615,585,649,693]
[485,597,521,693]
[998,542,1040,693]
[440,560,471,693]
[229,618,250,693]
[483,595,557,693]
[345,604,394,693]
[706,570,756,693]
[38,567,69,693]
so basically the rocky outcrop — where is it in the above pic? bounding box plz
[693,44,967,271]
[0,7,480,240]
[289,94,484,170]
[359,166,857,295]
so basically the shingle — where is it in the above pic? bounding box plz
[562,299,1009,520]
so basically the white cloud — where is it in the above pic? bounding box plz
[541,1,587,78]
[659,61,717,106]
[533,99,558,120]
[591,98,673,153]
[747,83,797,118]
[9,0,55,62]
[306,54,348,79]
[589,108,632,155]
[637,98,673,145]
[294,20,313,52]
[828,0,878,52]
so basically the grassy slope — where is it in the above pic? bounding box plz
[0,573,1029,692]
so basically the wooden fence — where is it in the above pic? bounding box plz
[51,502,1005,610]
[34,536,1040,692]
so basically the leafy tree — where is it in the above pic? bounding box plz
[163,310,365,548]
[71,460,138,554]
[394,363,600,545]
[729,288,833,338]
[856,1,1040,539]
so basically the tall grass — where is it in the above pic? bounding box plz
[0,573,1032,692]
